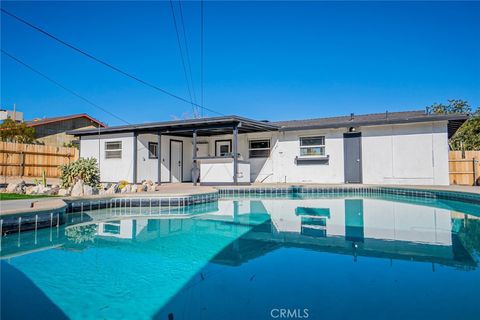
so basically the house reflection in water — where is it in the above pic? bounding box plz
[1,197,477,270]
[209,198,476,269]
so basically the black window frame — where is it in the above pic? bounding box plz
[248,139,271,158]
[148,142,159,159]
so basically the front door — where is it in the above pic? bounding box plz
[170,140,183,182]
[215,140,231,157]
[343,133,362,183]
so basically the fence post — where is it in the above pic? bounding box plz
[19,151,25,177]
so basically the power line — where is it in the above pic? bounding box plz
[168,0,195,115]
[1,8,224,116]
[201,0,205,118]
[1,49,132,125]
[177,0,199,116]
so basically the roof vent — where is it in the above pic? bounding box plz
[350,113,354,121]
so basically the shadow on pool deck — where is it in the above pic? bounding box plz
[1,261,68,320]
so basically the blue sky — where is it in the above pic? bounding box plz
[1,1,479,126]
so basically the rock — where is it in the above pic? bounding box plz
[83,184,93,196]
[58,188,70,196]
[47,186,60,195]
[25,186,37,195]
[137,184,147,192]
[121,184,131,194]
[71,180,84,197]
[105,184,119,194]
[6,181,26,193]
[147,184,158,192]
[99,183,111,191]
[0,188,6,193]
[131,184,138,193]
[143,180,154,186]
[50,184,59,190]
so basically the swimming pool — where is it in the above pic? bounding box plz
[1,193,480,320]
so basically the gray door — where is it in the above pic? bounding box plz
[343,133,362,183]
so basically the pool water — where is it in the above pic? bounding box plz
[1,194,480,320]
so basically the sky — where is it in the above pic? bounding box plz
[1,1,479,126]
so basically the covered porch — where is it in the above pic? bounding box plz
[78,116,278,185]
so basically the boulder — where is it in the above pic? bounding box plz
[47,186,60,195]
[83,185,94,196]
[143,180,154,186]
[25,186,37,195]
[131,184,138,193]
[71,180,84,197]
[105,184,119,194]
[137,184,147,192]
[6,181,26,194]
[58,188,70,196]
[0,188,6,193]
[147,184,158,192]
[121,184,131,194]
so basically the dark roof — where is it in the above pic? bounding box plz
[69,115,279,137]
[26,113,107,128]
[69,111,469,138]
[274,110,468,131]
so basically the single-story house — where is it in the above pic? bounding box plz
[70,110,468,186]
[26,113,106,146]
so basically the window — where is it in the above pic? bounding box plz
[300,136,325,156]
[249,139,271,158]
[148,142,158,159]
[105,141,122,159]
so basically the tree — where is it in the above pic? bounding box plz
[0,118,36,143]
[427,99,480,151]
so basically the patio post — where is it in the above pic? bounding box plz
[193,130,197,186]
[157,131,162,184]
[233,123,239,185]
[132,131,138,184]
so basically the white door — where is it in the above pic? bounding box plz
[216,140,231,157]
[170,140,183,182]
[197,143,209,157]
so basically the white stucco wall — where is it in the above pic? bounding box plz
[80,133,135,182]
[361,121,449,185]
[79,120,450,185]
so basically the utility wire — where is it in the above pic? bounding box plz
[200,0,205,118]
[1,49,132,125]
[177,0,199,116]
[1,8,224,116]
[168,0,195,114]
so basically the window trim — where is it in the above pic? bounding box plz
[248,139,271,158]
[148,142,159,159]
[299,136,326,157]
[105,141,122,159]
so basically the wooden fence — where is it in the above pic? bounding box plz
[449,151,480,186]
[0,142,79,178]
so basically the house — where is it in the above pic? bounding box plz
[70,110,468,186]
[26,113,106,146]
[0,108,24,122]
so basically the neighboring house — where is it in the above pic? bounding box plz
[26,113,106,146]
[71,110,468,186]
[0,108,24,122]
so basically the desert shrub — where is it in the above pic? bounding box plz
[65,225,98,244]
[118,180,129,189]
[59,157,100,188]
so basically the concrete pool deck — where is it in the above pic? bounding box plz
[1,183,478,217]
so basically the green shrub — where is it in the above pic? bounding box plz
[59,157,100,188]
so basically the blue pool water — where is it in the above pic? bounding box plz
[1,194,480,320]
